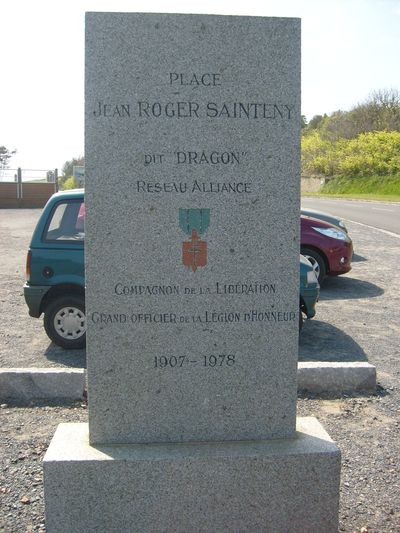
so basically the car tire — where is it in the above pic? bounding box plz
[301,247,327,283]
[44,295,86,349]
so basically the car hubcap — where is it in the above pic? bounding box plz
[54,307,86,340]
[304,255,320,278]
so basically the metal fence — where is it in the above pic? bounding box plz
[0,168,58,208]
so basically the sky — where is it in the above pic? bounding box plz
[1,0,400,173]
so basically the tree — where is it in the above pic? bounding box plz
[303,89,400,141]
[305,114,326,131]
[62,156,85,179]
[60,156,84,187]
[363,88,400,131]
[0,146,16,170]
[369,88,400,110]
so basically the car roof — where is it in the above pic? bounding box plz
[51,188,84,199]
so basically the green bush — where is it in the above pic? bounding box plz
[301,131,337,176]
[61,176,78,190]
[302,130,400,178]
[337,131,400,177]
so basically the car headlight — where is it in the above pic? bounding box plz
[307,270,318,285]
[312,226,349,241]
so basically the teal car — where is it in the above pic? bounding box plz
[299,254,319,330]
[24,190,319,348]
[24,190,85,349]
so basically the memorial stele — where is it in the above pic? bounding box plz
[43,12,341,532]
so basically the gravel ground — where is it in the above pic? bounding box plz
[0,210,399,531]
[1,390,399,533]
[0,402,87,533]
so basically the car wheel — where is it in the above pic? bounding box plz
[301,247,326,283]
[44,295,86,349]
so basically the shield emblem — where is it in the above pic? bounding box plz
[182,230,207,272]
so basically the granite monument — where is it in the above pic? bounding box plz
[44,13,340,532]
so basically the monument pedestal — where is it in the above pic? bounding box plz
[44,417,340,533]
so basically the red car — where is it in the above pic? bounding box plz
[300,215,353,283]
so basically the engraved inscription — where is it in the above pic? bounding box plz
[135,180,252,194]
[138,101,200,118]
[92,68,296,121]
[92,101,295,120]
[137,101,294,119]
[93,102,130,117]
[175,151,242,165]
[143,150,248,167]
[144,154,165,165]
[169,72,222,87]
[113,281,277,296]
[153,354,235,369]
[90,310,297,326]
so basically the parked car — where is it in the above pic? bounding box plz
[301,215,353,283]
[301,207,348,233]
[24,190,85,349]
[299,254,319,331]
[24,190,320,348]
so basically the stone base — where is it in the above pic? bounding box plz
[298,362,376,392]
[0,368,85,401]
[44,418,340,533]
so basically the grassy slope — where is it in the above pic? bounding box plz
[302,175,400,202]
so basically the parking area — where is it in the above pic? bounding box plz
[1,208,399,532]
[0,209,399,390]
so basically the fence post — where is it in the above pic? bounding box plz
[17,168,22,200]
[54,168,59,192]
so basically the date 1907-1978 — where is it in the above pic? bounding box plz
[154,354,235,368]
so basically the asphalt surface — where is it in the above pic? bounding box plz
[302,197,400,234]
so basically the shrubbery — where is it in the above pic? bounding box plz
[59,156,84,189]
[302,130,400,178]
[302,88,400,198]
[61,176,79,190]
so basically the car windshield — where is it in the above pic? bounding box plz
[43,200,85,242]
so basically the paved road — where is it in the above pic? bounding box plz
[301,197,400,235]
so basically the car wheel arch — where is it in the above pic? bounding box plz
[300,245,330,275]
[40,284,85,315]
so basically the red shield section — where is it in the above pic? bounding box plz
[182,230,207,272]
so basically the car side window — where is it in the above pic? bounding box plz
[44,200,85,242]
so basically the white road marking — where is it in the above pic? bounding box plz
[302,197,400,207]
[346,219,400,239]
[371,207,394,212]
